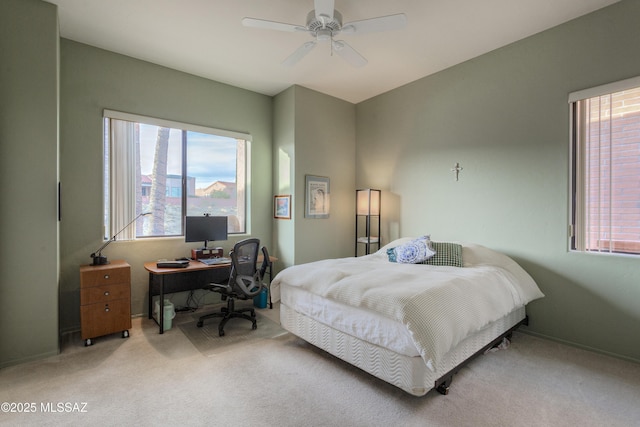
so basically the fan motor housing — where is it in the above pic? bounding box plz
[307,9,342,34]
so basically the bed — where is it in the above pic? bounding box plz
[272,237,544,396]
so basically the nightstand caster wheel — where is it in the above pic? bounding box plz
[219,329,225,337]
[84,338,93,347]
[122,330,129,338]
[252,323,257,330]
[196,321,204,328]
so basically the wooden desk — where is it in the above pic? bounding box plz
[144,255,276,334]
[144,260,231,334]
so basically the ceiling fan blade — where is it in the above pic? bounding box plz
[341,13,407,35]
[242,17,307,33]
[314,0,334,21]
[332,40,367,68]
[282,41,317,67]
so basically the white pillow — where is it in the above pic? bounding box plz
[387,236,436,264]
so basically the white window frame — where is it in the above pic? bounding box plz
[103,109,251,240]
[569,76,640,256]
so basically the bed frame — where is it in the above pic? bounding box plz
[280,303,528,396]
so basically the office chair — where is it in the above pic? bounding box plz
[259,246,274,309]
[197,238,264,336]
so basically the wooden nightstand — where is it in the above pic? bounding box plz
[79,260,132,346]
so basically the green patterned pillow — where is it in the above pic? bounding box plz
[419,242,463,267]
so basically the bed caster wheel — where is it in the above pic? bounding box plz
[196,321,203,328]
[84,338,93,347]
[219,330,225,337]
[122,330,129,338]
[252,323,257,330]
[436,375,453,396]
[436,377,452,395]
[437,384,450,395]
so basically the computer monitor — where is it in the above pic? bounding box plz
[185,215,228,249]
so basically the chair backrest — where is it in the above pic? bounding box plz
[228,238,262,298]
[259,246,272,280]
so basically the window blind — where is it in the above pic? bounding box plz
[570,77,640,255]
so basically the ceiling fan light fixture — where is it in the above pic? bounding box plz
[316,28,332,42]
[242,0,406,67]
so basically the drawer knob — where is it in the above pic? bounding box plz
[105,305,110,312]
[104,291,110,296]
[104,274,110,279]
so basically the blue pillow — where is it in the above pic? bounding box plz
[387,236,435,264]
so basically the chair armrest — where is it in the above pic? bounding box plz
[235,274,263,297]
[205,282,232,293]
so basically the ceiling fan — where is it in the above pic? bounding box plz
[242,0,407,67]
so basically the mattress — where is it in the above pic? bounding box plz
[272,241,543,371]
[273,239,542,395]
[281,283,420,357]
[281,302,526,396]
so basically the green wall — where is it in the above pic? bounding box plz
[0,0,60,367]
[271,86,356,298]
[272,87,296,280]
[3,0,639,367]
[59,40,273,332]
[356,0,640,361]
[292,87,356,264]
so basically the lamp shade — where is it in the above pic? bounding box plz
[356,189,381,216]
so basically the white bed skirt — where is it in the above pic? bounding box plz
[280,303,526,396]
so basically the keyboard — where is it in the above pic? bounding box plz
[199,257,231,265]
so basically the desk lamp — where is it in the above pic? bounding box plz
[90,212,151,265]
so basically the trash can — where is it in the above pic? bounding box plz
[253,287,268,309]
[154,299,176,331]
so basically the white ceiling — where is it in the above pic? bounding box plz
[46,0,619,104]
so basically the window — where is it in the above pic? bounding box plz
[103,110,249,240]
[570,76,640,255]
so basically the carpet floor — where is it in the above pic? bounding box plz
[179,310,289,356]
[1,303,639,426]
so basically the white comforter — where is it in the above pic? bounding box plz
[272,240,544,371]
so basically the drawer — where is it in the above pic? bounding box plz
[81,283,130,305]
[81,298,131,340]
[80,265,130,288]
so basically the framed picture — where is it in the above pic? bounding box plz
[274,195,291,219]
[305,175,330,218]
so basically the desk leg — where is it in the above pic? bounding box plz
[159,275,164,334]
[268,266,273,309]
[148,272,153,320]
[148,272,165,334]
